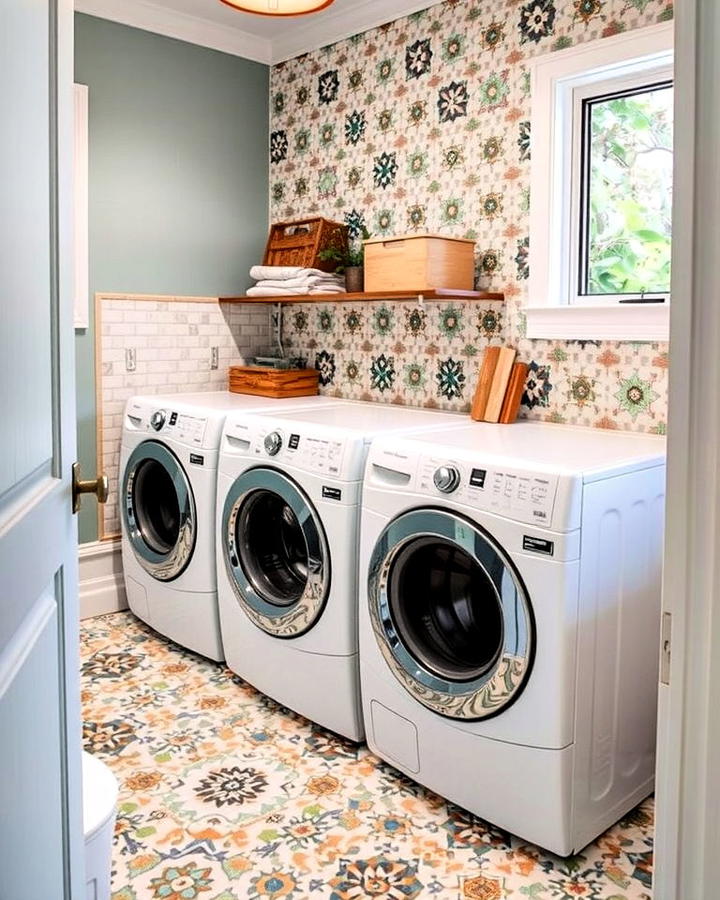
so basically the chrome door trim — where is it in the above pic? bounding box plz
[122,440,196,581]
[368,507,535,720]
[222,467,330,638]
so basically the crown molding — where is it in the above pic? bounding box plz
[75,0,274,64]
[269,0,443,63]
[74,0,443,66]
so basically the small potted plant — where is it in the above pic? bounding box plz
[319,227,371,292]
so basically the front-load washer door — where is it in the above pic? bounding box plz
[222,467,330,638]
[368,508,535,721]
[122,440,196,582]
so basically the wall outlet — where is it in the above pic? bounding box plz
[210,346,219,370]
[125,348,136,372]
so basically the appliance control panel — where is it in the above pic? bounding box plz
[248,424,346,476]
[133,406,208,446]
[166,413,207,446]
[418,455,558,527]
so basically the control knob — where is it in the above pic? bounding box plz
[264,431,283,456]
[150,409,166,431]
[433,465,460,494]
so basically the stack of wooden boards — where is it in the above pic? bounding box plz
[471,347,527,424]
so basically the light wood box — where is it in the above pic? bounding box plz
[364,233,476,292]
[228,366,319,399]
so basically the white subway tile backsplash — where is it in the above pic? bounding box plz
[146,373,170,386]
[124,310,148,323]
[98,294,271,537]
[106,323,135,337]
[166,371,192,386]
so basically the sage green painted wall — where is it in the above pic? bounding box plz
[74,14,268,543]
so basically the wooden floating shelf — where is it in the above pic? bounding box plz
[219,289,504,305]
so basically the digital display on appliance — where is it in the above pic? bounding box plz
[470,468,487,488]
[288,434,300,449]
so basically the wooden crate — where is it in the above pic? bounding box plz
[364,233,476,292]
[264,218,348,272]
[228,366,319,399]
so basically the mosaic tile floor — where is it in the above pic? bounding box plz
[80,612,654,900]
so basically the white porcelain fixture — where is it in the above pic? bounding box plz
[83,751,118,900]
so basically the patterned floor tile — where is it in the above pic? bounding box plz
[80,613,653,899]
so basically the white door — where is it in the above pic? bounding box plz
[0,0,84,896]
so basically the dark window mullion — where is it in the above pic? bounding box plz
[578,96,594,296]
[578,79,673,299]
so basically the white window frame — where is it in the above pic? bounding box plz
[527,22,673,341]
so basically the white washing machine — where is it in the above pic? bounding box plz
[216,401,466,741]
[359,421,666,855]
[119,391,340,660]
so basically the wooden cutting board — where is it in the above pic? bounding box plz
[483,347,517,422]
[228,366,319,398]
[470,346,501,421]
[499,362,528,424]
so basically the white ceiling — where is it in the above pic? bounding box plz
[75,0,444,64]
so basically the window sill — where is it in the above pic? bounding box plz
[524,303,669,342]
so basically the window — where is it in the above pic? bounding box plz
[528,23,673,340]
[580,82,673,299]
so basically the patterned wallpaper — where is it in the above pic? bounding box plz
[269,0,672,433]
[282,298,504,409]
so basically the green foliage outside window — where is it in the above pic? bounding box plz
[586,84,673,295]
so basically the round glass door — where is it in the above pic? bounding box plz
[368,508,534,720]
[222,467,330,637]
[122,441,196,581]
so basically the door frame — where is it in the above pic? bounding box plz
[58,0,84,891]
[653,1,720,896]
[61,0,717,894]
[1,0,82,893]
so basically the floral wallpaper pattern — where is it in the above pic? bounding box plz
[82,612,654,899]
[282,299,504,410]
[269,0,672,433]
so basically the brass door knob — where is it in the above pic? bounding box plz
[72,462,109,514]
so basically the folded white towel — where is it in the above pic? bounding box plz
[249,265,304,281]
[255,275,344,290]
[309,286,347,294]
[250,265,334,282]
[246,285,310,296]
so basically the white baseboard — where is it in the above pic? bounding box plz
[78,538,127,619]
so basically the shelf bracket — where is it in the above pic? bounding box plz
[417,293,426,309]
[269,302,284,360]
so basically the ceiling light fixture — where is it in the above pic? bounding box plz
[219,0,335,15]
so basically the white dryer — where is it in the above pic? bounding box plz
[359,422,666,855]
[216,402,465,741]
[120,391,339,660]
